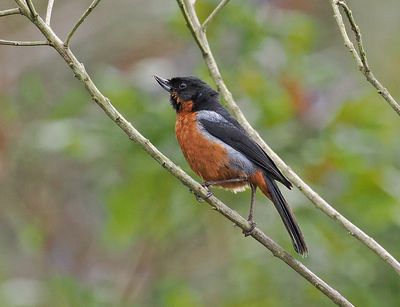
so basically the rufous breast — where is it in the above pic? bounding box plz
[175,102,248,190]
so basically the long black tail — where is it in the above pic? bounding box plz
[263,175,308,256]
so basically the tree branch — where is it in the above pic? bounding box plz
[202,0,231,30]
[9,1,354,305]
[0,39,49,46]
[45,0,55,25]
[64,0,102,47]
[25,0,38,19]
[0,8,21,17]
[176,0,400,275]
[336,1,368,70]
[331,0,400,116]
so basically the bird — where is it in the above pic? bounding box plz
[154,75,308,256]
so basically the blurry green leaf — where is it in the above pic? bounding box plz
[19,223,44,253]
[46,277,108,307]
[50,88,88,119]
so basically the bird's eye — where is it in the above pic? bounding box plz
[179,83,187,89]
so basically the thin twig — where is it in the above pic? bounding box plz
[9,2,353,305]
[25,0,38,19]
[332,0,400,116]
[0,8,21,17]
[202,0,231,30]
[337,1,368,70]
[176,0,400,275]
[0,39,48,46]
[45,0,55,25]
[64,0,102,47]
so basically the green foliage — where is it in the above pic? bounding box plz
[45,276,110,307]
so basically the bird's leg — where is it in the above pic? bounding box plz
[203,177,248,188]
[192,177,248,203]
[243,183,257,237]
[201,177,248,200]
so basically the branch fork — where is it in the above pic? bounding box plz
[332,0,400,115]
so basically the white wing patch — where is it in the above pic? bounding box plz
[196,111,257,175]
[196,110,228,123]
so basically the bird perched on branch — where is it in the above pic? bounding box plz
[154,75,307,256]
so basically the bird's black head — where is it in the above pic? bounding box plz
[154,76,219,112]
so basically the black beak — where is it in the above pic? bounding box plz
[154,75,172,92]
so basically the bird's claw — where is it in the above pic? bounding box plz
[243,220,256,237]
[205,189,213,199]
[202,181,211,189]
[191,187,213,202]
[200,183,213,200]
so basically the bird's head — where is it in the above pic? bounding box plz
[154,75,218,112]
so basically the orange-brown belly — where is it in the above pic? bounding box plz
[175,112,248,190]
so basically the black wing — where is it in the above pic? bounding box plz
[198,112,292,189]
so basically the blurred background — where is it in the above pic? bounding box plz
[1,0,400,306]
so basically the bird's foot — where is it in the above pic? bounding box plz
[201,183,214,199]
[191,185,213,203]
[202,181,212,189]
[242,220,256,237]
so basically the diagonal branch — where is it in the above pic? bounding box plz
[0,8,21,17]
[331,0,400,116]
[64,0,102,47]
[0,39,49,46]
[176,0,400,275]
[45,0,55,25]
[8,2,353,306]
[202,0,231,30]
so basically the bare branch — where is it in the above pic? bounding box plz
[7,4,354,305]
[45,0,55,25]
[176,0,400,275]
[0,39,48,46]
[64,0,102,47]
[202,0,231,30]
[332,0,400,116]
[25,0,38,19]
[0,8,21,17]
[336,1,368,70]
